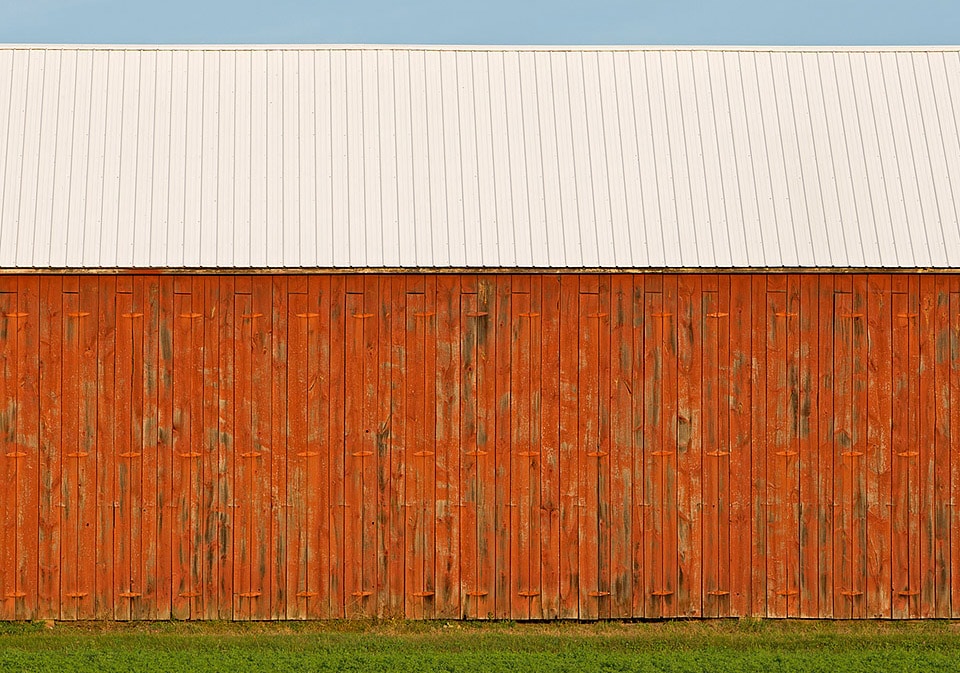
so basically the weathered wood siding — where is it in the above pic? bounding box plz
[0,273,955,620]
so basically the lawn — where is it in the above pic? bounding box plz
[1,619,959,672]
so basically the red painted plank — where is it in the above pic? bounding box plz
[129,277,148,620]
[577,287,601,620]
[540,275,561,620]
[459,289,480,618]
[286,290,308,620]
[629,276,646,619]
[215,277,235,620]
[95,276,116,620]
[833,277,854,619]
[933,276,951,619]
[475,278,497,619]
[662,274,679,618]
[642,288,664,619]
[702,285,721,617]
[817,274,835,619]
[918,275,936,618]
[232,288,253,621]
[403,285,423,620]
[375,277,392,619]
[114,286,134,621]
[37,276,62,620]
[951,283,960,619]
[269,277,288,621]
[891,289,912,618]
[384,276,405,619]
[493,276,511,619]
[511,285,531,620]
[0,289,17,621]
[327,275,346,619]
[798,275,820,618]
[851,275,869,620]
[15,277,40,620]
[596,276,612,620]
[865,275,892,619]
[749,274,766,617]
[676,274,702,618]
[137,278,159,621]
[155,277,174,620]
[343,290,366,618]
[170,289,192,620]
[728,275,752,617]
[201,277,219,620]
[249,277,273,620]
[558,275,580,619]
[77,277,99,620]
[421,276,438,620]
[435,275,460,619]
[609,275,633,619]
[784,275,802,618]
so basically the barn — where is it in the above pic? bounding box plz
[1,45,960,621]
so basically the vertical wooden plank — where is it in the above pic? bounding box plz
[493,275,512,619]
[327,275,345,619]
[138,277,160,621]
[933,275,951,618]
[156,276,174,620]
[510,284,531,620]
[540,275,561,620]
[250,276,273,620]
[0,289,18,621]
[435,275,460,619]
[851,275,869,620]
[477,277,498,619]
[577,284,600,620]
[728,274,752,617]
[201,277,219,620]
[865,274,892,619]
[404,285,423,620]
[422,276,438,619]
[343,288,366,618]
[188,279,205,619]
[833,278,852,619]
[661,274,679,618]
[14,278,39,620]
[232,287,253,621]
[459,287,479,618]
[558,275,579,619]
[785,275,802,618]
[765,286,787,619]
[609,275,633,619]
[375,277,392,619]
[676,274,702,618]
[716,275,732,618]
[642,286,663,619]
[385,276,405,619]
[918,275,936,618]
[77,277,99,620]
[750,274,767,617]
[891,288,912,618]
[287,289,308,620]
[270,276,288,620]
[951,279,960,618]
[798,275,820,618]
[95,276,115,620]
[129,277,147,619]
[817,274,835,618]
[170,287,192,620]
[907,276,922,619]
[596,276,612,620]
[58,287,78,621]
[702,284,721,617]
[216,277,235,620]
[629,276,646,619]
[114,286,134,621]
[38,276,62,620]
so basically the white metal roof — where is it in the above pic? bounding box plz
[2,45,960,269]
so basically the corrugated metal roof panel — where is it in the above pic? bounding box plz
[2,45,960,269]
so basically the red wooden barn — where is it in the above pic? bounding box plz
[2,45,960,620]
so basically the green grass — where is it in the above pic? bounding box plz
[1,619,959,672]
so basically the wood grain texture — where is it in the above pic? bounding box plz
[0,272,956,620]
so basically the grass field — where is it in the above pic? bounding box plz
[1,619,959,672]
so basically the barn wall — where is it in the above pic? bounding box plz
[0,272,955,620]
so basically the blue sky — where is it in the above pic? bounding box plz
[0,0,957,45]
